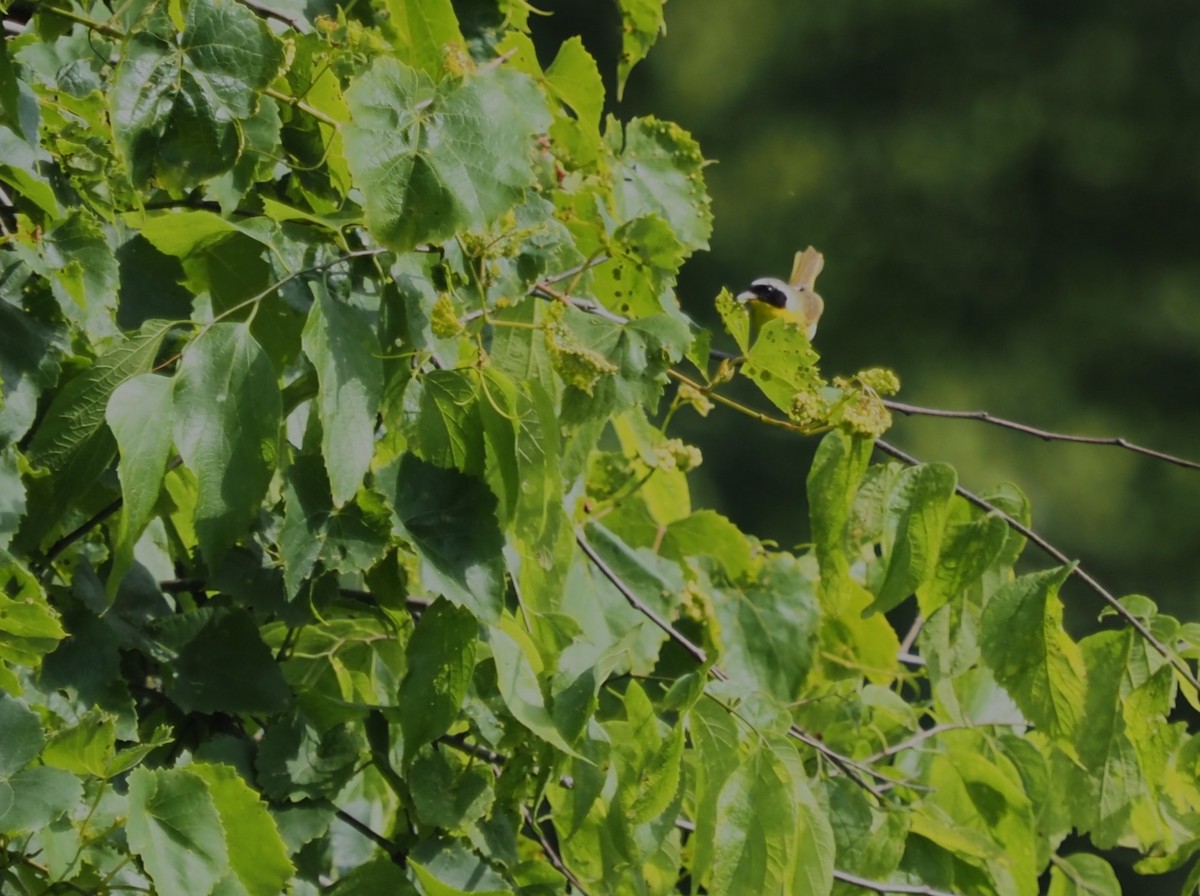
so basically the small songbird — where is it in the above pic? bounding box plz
[736,246,825,341]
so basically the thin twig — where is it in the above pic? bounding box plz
[334,807,404,862]
[520,806,591,894]
[875,439,1200,691]
[833,869,963,896]
[885,400,1200,473]
[861,723,963,764]
[237,0,310,31]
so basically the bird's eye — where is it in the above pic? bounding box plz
[751,283,788,308]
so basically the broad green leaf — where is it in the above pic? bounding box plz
[39,211,119,330]
[164,608,290,714]
[716,287,751,355]
[189,762,293,896]
[0,296,62,446]
[0,694,41,776]
[403,369,486,476]
[0,766,82,835]
[378,453,505,621]
[110,0,282,188]
[410,839,511,895]
[1047,853,1120,896]
[272,615,406,729]
[823,777,907,881]
[710,744,796,893]
[689,696,742,885]
[344,59,550,251]
[409,750,494,829]
[1067,628,1147,848]
[0,551,66,675]
[741,316,823,416]
[301,284,383,506]
[980,566,1086,739]
[609,680,684,824]
[399,599,478,758]
[917,511,1008,616]
[107,373,175,593]
[0,447,25,549]
[710,553,820,700]
[257,714,363,801]
[174,322,281,566]
[279,455,391,597]
[0,125,60,217]
[127,767,229,896]
[42,709,116,778]
[872,462,957,615]
[609,116,712,254]
[328,856,418,895]
[615,0,666,99]
[22,321,171,546]
[660,509,754,582]
[0,42,27,138]
[774,739,835,896]
[488,619,582,757]
[545,37,604,130]
[383,0,465,77]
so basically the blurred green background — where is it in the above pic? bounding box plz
[534,0,1200,630]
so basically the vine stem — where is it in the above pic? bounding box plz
[885,399,1200,472]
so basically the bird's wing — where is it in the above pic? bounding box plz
[789,247,824,292]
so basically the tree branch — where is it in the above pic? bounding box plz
[833,869,964,896]
[885,399,1200,472]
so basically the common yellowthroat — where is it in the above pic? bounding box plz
[736,246,825,340]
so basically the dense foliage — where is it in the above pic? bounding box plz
[2,0,1199,894]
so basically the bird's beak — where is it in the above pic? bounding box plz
[735,290,755,304]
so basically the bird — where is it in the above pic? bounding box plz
[736,246,825,341]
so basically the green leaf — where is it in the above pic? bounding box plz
[0,296,62,445]
[409,750,494,829]
[344,59,550,251]
[189,762,293,896]
[378,453,505,621]
[165,608,290,714]
[0,694,41,776]
[22,321,171,546]
[110,0,282,188]
[410,839,511,895]
[609,116,712,254]
[710,744,796,893]
[402,369,486,476]
[610,680,684,824]
[545,37,604,130]
[39,211,119,329]
[980,566,1086,739]
[399,598,478,758]
[660,509,754,581]
[0,766,82,835]
[615,0,666,100]
[301,284,383,507]
[173,322,281,567]
[488,619,582,757]
[740,316,824,416]
[0,447,25,549]
[383,0,465,77]
[871,462,957,615]
[127,767,229,896]
[106,373,175,592]
[0,551,67,673]
[774,739,835,896]
[710,553,820,700]
[917,511,1009,616]
[1047,854,1120,896]
[257,715,362,801]
[42,709,116,778]
[279,455,391,597]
